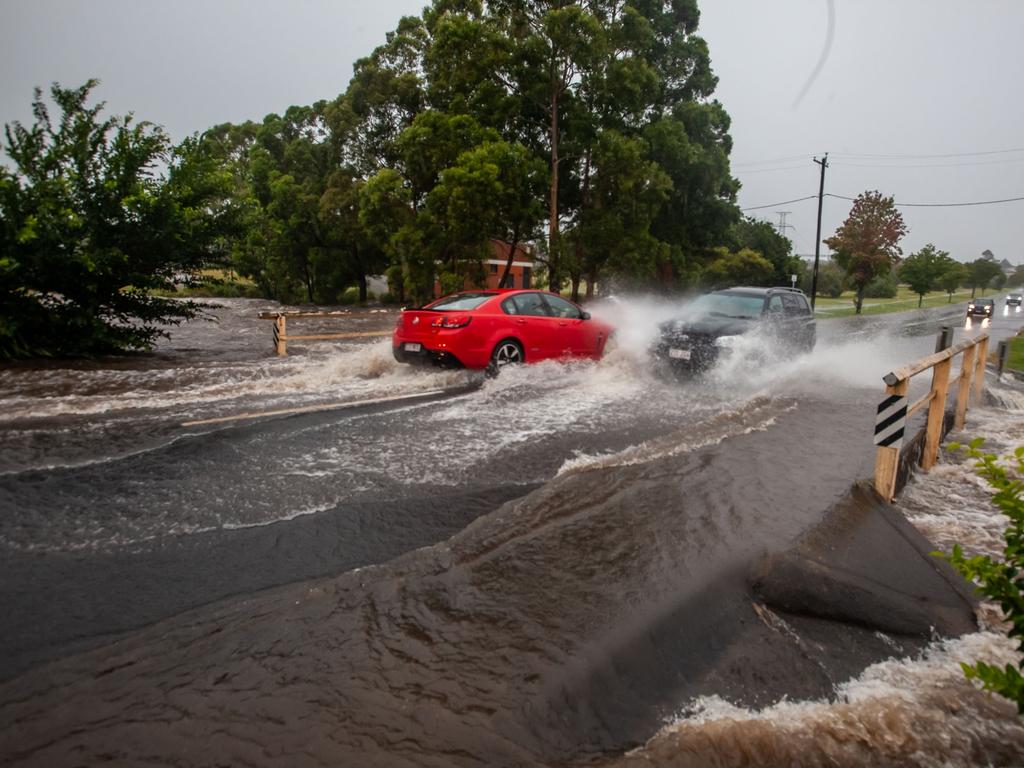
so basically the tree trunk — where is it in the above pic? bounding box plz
[918,293,923,308]
[303,257,314,304]
[547,79,560,294]
[855,284,864,314]
[498,230,520,289]
[585,265,597,300]
[358,273,368,303]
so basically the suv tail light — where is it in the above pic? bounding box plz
[432,315,472,329]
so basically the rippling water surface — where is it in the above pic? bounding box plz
[1,297,1022,766]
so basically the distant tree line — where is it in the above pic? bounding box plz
[811,190,1018,313]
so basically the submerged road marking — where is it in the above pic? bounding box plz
[181,386,479,428]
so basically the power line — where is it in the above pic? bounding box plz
[832,147,1024,160]
[741,195,818,211]
[825,193,1024,208]
[744,193,1024,211]
[831,156,1024,170]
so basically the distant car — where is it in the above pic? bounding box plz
[392,289,613,374]
[1007,293,1022,307]
[966,297,995,317]
[652,286,816,375]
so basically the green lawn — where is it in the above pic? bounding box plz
[1007,331,1024,373]
[812,287,983,318]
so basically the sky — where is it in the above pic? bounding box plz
[2,0,1022,265]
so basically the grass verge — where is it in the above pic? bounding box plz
[813,288,988,318]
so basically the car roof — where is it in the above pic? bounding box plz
[713,286,808,296]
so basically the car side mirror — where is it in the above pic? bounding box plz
[580,311,591,320]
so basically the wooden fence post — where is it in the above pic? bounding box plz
[953,344,976,431]
[274,315,287,357]
[921,358,952,471]
[874,378,909,502]
[972,335,989,404]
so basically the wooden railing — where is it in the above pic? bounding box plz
[873,332,990,501]
[258,310,392,356]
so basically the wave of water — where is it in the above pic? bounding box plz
[616,387,1024,767]
[622,631,1024,768]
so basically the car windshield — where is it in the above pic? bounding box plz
[426,293,495,311]
[974,299,993,305]
[688,292,765,319]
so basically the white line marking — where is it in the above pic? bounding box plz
[181,389,455,427]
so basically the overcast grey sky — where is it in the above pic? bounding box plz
[2,0,1022,264]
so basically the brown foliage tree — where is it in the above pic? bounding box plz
[824,191,907,314]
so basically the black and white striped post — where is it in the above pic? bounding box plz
[273,314,287,356]
[874,395,908,449]
[873,331,990,502]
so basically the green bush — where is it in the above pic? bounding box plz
[940,438,1024,713]
[863,273,898,298]
[800,262,845,298]
[339,287,362,305]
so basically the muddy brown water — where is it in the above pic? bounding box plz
[1,298,1023,766]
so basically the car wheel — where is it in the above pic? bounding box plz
[487,339,524,377]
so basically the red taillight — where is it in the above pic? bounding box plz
[431,315,472,329]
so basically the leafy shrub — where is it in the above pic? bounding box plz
[863,273,898,298]
[941,438,1024,713]
[339,287,362,305]
[802,262,846,298]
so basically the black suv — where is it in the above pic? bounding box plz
[966,297,994,317]
[653,286,816,374]
[1007,293,1022,308]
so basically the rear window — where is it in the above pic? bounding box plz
[427,293,495,311]
[781,293,810,315]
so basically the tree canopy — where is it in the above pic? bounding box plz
[0,81,234,358]
[966,255,1004,298]
[824,191,907,314]
[2,2,753,357]
[899,243,954,307]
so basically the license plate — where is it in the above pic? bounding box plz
[668,348,691,361]
[404,343,422,352]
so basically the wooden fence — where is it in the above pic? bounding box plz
[258,310,392,356]
[873,331,990,501]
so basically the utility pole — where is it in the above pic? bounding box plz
[810,153,829,310]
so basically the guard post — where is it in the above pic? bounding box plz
[873,330,989,501]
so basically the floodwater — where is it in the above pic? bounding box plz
[0,297,1022,766]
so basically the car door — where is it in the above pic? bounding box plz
[503,292,556,360]
[540,294,591,357]
[781,293,815,348]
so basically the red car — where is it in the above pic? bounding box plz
[392,289,613,372]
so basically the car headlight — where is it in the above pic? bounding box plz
[714,335,742,348]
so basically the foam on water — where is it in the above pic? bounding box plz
[622,393,1024,767]
[631,631,1024,768]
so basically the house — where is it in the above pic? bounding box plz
[432,239,536,297]
[481,239,535,290]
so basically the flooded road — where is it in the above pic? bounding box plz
[1,297,1022,766]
